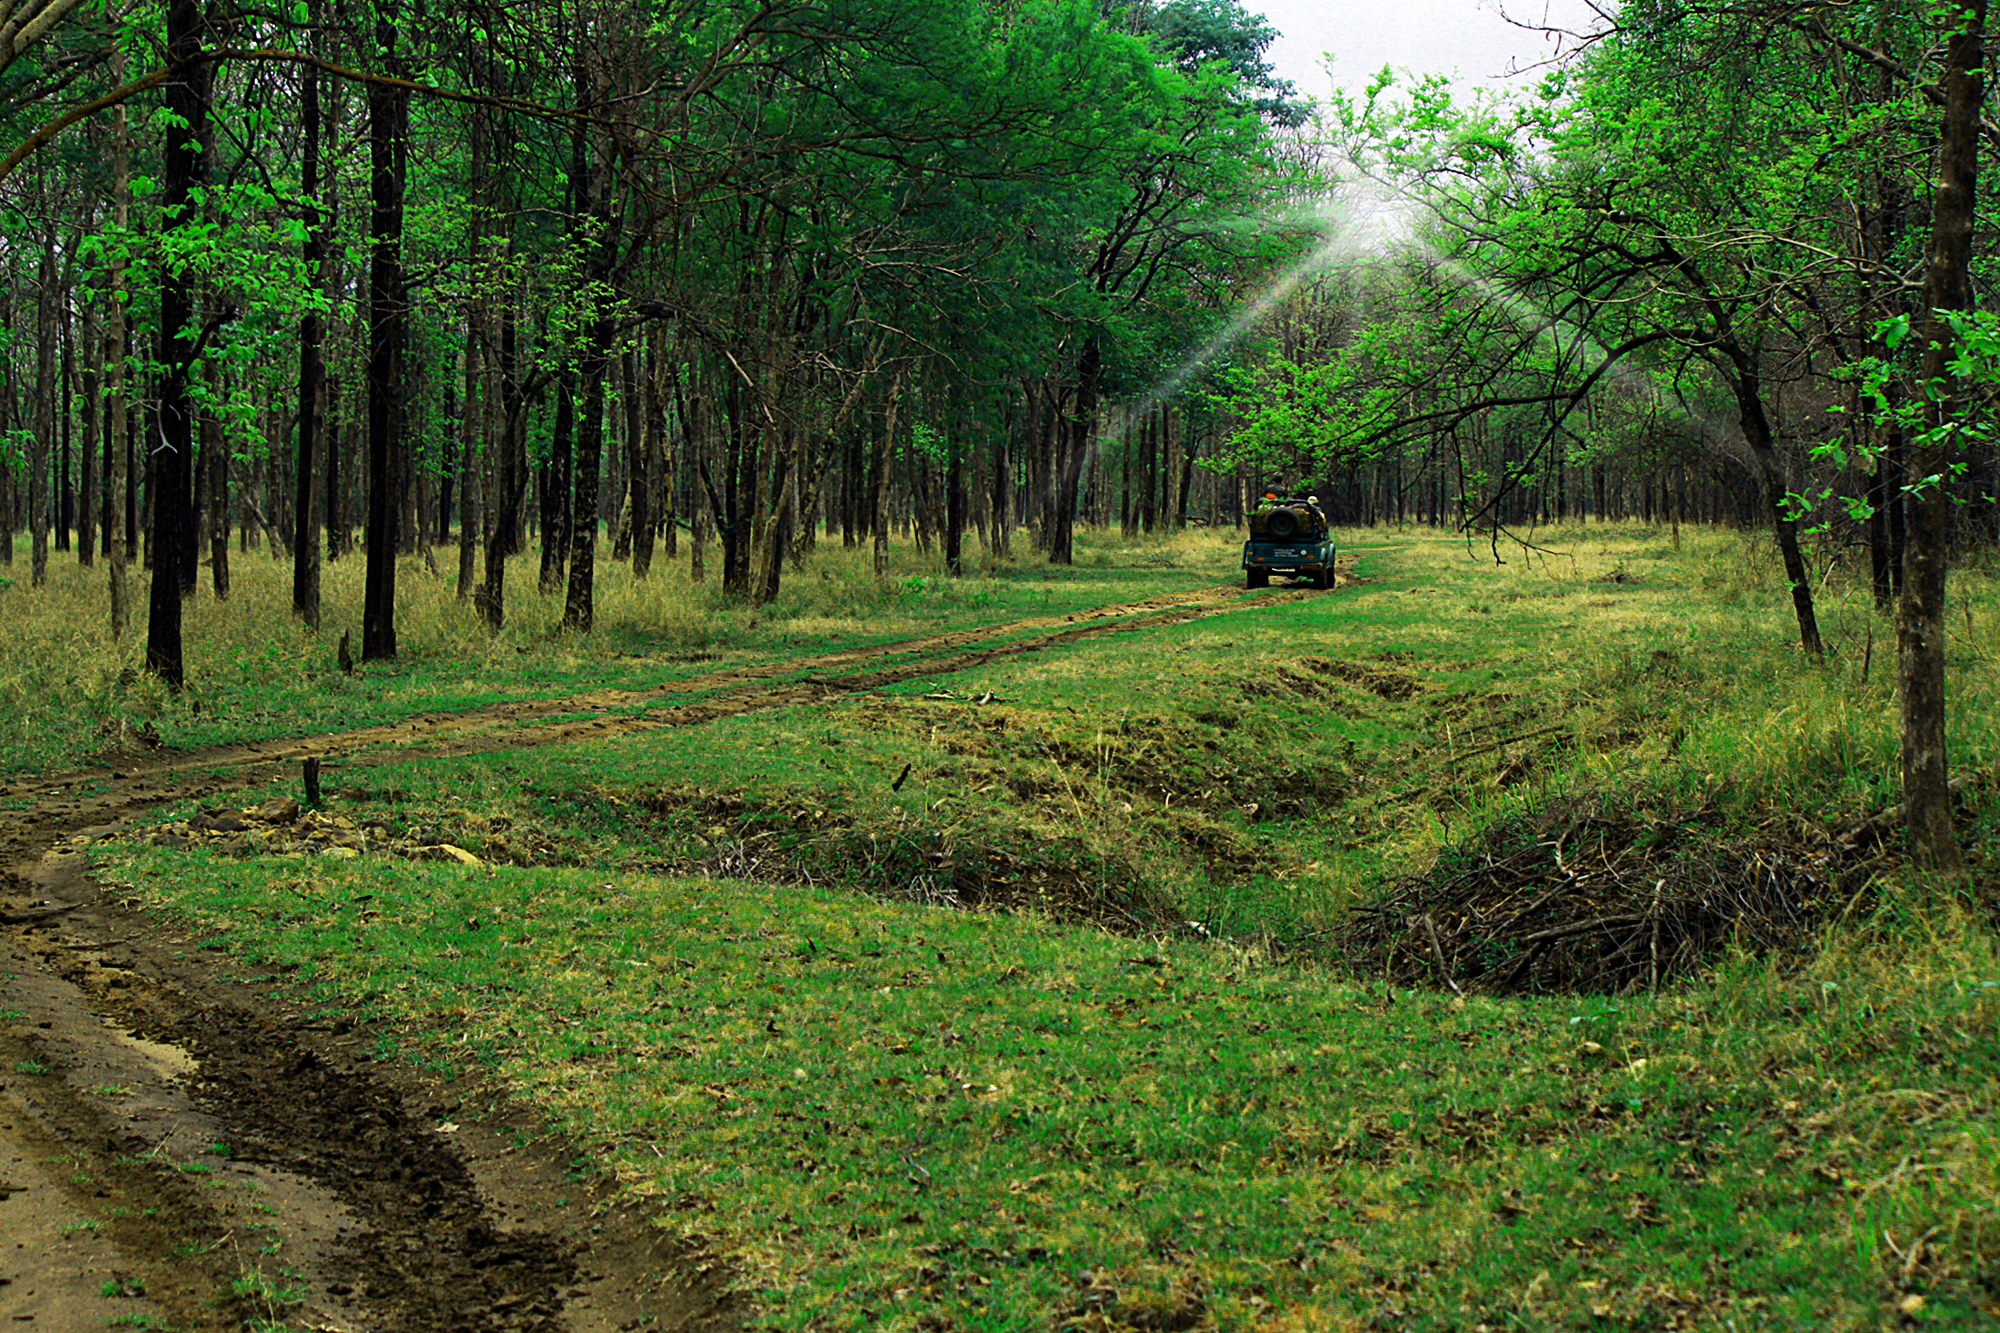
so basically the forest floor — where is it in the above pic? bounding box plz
[2,529,1996,1332]
[0,578,1315,1333]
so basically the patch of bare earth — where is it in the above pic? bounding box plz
[1,836,740,1333]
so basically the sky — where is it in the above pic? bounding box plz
[1253,0,1612,106]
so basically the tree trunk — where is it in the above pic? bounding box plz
[325,368,345,561]
[293,38,325,627]
[688,382,708,584]
[202,397,229,600]
[617,347,645,566]
[1139,401,1157,533]
[713,373,758,597]
[1168,412,1184,528]
[362,40,408,662]
[1119,409,1134,539]
[991,412,1011,558]
[945,437,964,576]
[563,322,613,631]
[58,310,73,556]
[1727,367,1823,658]
[146,0,209,689]
[107,51,130,636]
[751,441,791,606]
[29,222,54,587]
[478,307,524,630]
[433,372,454,550]
[632,329,664,579]
[872,370,903,578]
[1899,0,1985,874]
[457,331,480,600]
[78,304,97,569]
[541,371,575,593]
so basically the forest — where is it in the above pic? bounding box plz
[0,0,1994,855]
[0,0,1998,1328]
[0,0,1321,660]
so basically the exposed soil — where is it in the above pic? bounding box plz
[0,579,1325,1331]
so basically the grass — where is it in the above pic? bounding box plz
[106,853,2000,1330]
[227,1266,306,1309]
[0,525,1222,775]
[55,519,2000,1329]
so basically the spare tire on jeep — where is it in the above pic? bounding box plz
[1266,507,1300,538]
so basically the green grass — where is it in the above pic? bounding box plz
[75,521,2000,1329]
[199,524,1989,942]
[105,850,2000,1331]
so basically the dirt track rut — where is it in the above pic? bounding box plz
[0,581,1313,1330]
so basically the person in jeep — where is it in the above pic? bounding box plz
[1242,494,1334,589]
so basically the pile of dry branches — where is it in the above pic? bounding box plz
[1338,795,1872,995]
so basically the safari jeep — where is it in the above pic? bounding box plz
[1242,495,1334,589]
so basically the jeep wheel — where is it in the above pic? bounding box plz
[1246,568,1269,589]
[1314,563,1333,590]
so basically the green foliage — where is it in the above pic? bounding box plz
[1803,308,2000,533]
[1242,0,1992,601]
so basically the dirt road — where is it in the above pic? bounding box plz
[0,582,1317,1331]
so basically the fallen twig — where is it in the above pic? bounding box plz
[1421,914,1463,996]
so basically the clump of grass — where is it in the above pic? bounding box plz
[1685,528,1792,601]
[1681,675,1901,821]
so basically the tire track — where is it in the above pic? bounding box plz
[2,581,1312,822]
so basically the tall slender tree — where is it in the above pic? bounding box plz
[362,10,409,662]
[146,0,212,689]
[293,7,327,629]
[106,41,131,641]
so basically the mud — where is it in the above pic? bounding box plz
[0,581,1320,1331]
